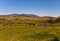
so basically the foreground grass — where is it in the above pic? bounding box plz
[0,24,60,41]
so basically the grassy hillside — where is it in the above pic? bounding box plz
[0,14,59,41]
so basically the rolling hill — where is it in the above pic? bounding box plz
[0,14,57,20]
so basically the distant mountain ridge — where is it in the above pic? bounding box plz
[0,14,40,18]
[10,14,40,18]
[0,14,57,20]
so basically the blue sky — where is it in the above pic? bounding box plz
[0,0,60,17]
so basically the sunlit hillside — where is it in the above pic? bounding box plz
[0,14,59,41]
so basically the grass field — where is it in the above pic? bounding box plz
[0,23,60,41]
[0,15,59,41]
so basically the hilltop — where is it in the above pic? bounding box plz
[0,14,57,20]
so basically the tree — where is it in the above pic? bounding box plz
[51,37,59,41]
[47,17,55,23]
[55,17,60,22]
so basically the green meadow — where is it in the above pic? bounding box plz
[0,15,60,41]
[0,23,60,41]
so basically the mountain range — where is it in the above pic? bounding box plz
[0,14,57,20]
